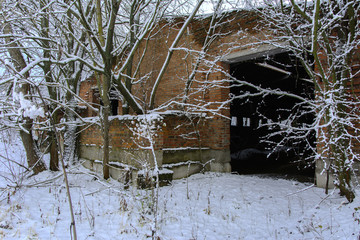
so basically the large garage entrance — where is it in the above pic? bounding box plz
[229,51,315,179]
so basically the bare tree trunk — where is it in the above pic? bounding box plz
[19,122,47,174]
[61,0,87,165]
[40,0,60,171]
[102,103,110,180]
[285,0,357,202]
[122,0,138,114]
[95,0,119,179]
[3,21,46,174]
[63,98,78,165]
[49,131,60,171]
[100,73,111,179]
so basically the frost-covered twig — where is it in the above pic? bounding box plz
[286,184,315,197]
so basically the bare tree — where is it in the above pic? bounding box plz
[65,0,207,179]
[0,6,47,174]
[256,0,360,202]
[0,0,93,173]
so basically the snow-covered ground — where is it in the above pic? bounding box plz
[0,132,359,239]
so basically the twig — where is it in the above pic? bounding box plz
[0,154,30,171]
[21,172,64,188]
[36,85,77,240]
[286,184,315,197]
[316,188,337,207]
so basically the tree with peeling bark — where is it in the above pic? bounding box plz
[256,0,360,202]
[55,0,91,166]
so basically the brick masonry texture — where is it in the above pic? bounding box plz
[79,115,209,151]
[78,10,268,154]
[78,10,360,170]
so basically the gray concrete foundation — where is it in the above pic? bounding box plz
[80,145,231,183]
[315,159,360,189]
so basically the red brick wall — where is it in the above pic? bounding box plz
[130,10,265,110]
[350,52,360,156]
[79,77,99,117]
[77,10,272,153]
[79,124,102,146]
[162,115,206,149]
[79,114,209,151]
[127,10,265,151]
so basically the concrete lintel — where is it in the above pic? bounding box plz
[222,44,287,64]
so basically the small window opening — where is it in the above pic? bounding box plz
[91,87,122,116]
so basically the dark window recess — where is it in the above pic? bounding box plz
[92,87,121,116]
[109,88,121,116]
[110,99,119,115]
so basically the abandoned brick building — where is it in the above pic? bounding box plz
[78,10,360,187]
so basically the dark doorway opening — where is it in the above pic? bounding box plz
[230,51,315,181]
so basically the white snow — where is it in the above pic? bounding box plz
[13,92,45,120]
[0,133,359,240]
[162,147,210,151]
[162,160,202,168]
